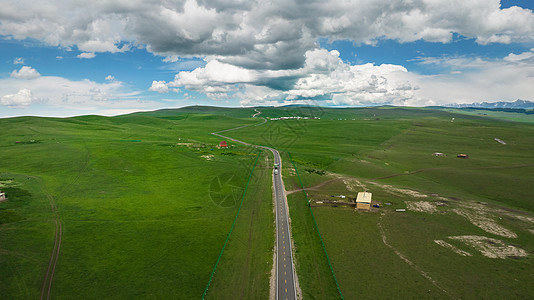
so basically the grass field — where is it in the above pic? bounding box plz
[0,112,271,299]
[229,106,534,299]
[1,105,534,299]
[206,151,274,299]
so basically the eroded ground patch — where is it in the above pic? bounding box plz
[448,235,528,259]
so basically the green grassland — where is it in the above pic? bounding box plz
[0,112,271,299]
[438,107,534,123]
[206,151,274,299]
[1,106,534,299]
[229,106,534,299]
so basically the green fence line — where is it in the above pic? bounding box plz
[202,150,262,299]
[287,152,345,300]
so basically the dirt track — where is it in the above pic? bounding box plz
[378,214,453,298]
[286,178,339,195]
[40,190,62,300]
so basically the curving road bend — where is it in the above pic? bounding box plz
[212,123,297,300]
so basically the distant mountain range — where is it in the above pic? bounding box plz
[446,99,534,109]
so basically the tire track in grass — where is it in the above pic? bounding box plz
[377,214,453,299]
[40,147,90,299]
[40,191,62,300]
[12,174,61,300]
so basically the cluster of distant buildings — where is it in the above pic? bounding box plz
[269,116,320,120]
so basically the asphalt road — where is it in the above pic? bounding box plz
[269,147,297,300]
[211,130,297,300]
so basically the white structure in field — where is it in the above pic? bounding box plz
[356,192,372,210]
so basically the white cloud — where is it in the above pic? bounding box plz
[0,89,34,108]
[1,0,533,110]
[10,66,41,79]
[410,54,534,104]
[13,57,24,64]
[149,80,169,93]
[504,48,534,62]
[0,74,145,111]
[77,52,96,59]
[105,75,116,81]
[155,49,418,105]
[290,50,417,105]
[0,0,532,71]
[154,48,534,107]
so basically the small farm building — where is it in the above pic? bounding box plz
[433,152,445,157]
[457,154,469,159]
[219,141,228,148]
[0,191,6,201]
[356,192,372,210]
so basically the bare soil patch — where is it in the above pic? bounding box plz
[434,240,472,256]
[201,154,214,161]
[449,235,528,259]
[407,201,438,213]
[370,182,428,198]
[340,177,367,192]
[378,216,452,297]
[453,207,517,238]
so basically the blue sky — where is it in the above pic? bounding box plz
[1,0,533,117]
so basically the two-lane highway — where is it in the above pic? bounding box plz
[269,147,297,300]
[211,128,297,300]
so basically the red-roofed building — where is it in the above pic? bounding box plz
[219,141,228,148]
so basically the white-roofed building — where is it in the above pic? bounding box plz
[356,192,372,210]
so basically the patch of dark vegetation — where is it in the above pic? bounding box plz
[465,107,534,114]
[2,187,31,201]
[304,168,326,176]
[186,206,202,212]
[220,151,256,156]
[0,209,24,224]
[292,158,323,168]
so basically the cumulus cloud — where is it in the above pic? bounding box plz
[290,50,417,105]
[0,74,145,112]
[77,52,96,59]
[410,54,534,104]
[0,89,34,107]
[10,66,41,79]
[154,49,418,105]
[149,81,169,93]
[13,57,24,64]
[105,75,116,81]
[1,0,533,109]
[151,48,534,107]
[504,48,534,62]
[0,0,533,70]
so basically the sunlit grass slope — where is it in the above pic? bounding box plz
[0,112,268,299]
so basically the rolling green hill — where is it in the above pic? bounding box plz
[1,106,533,299]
